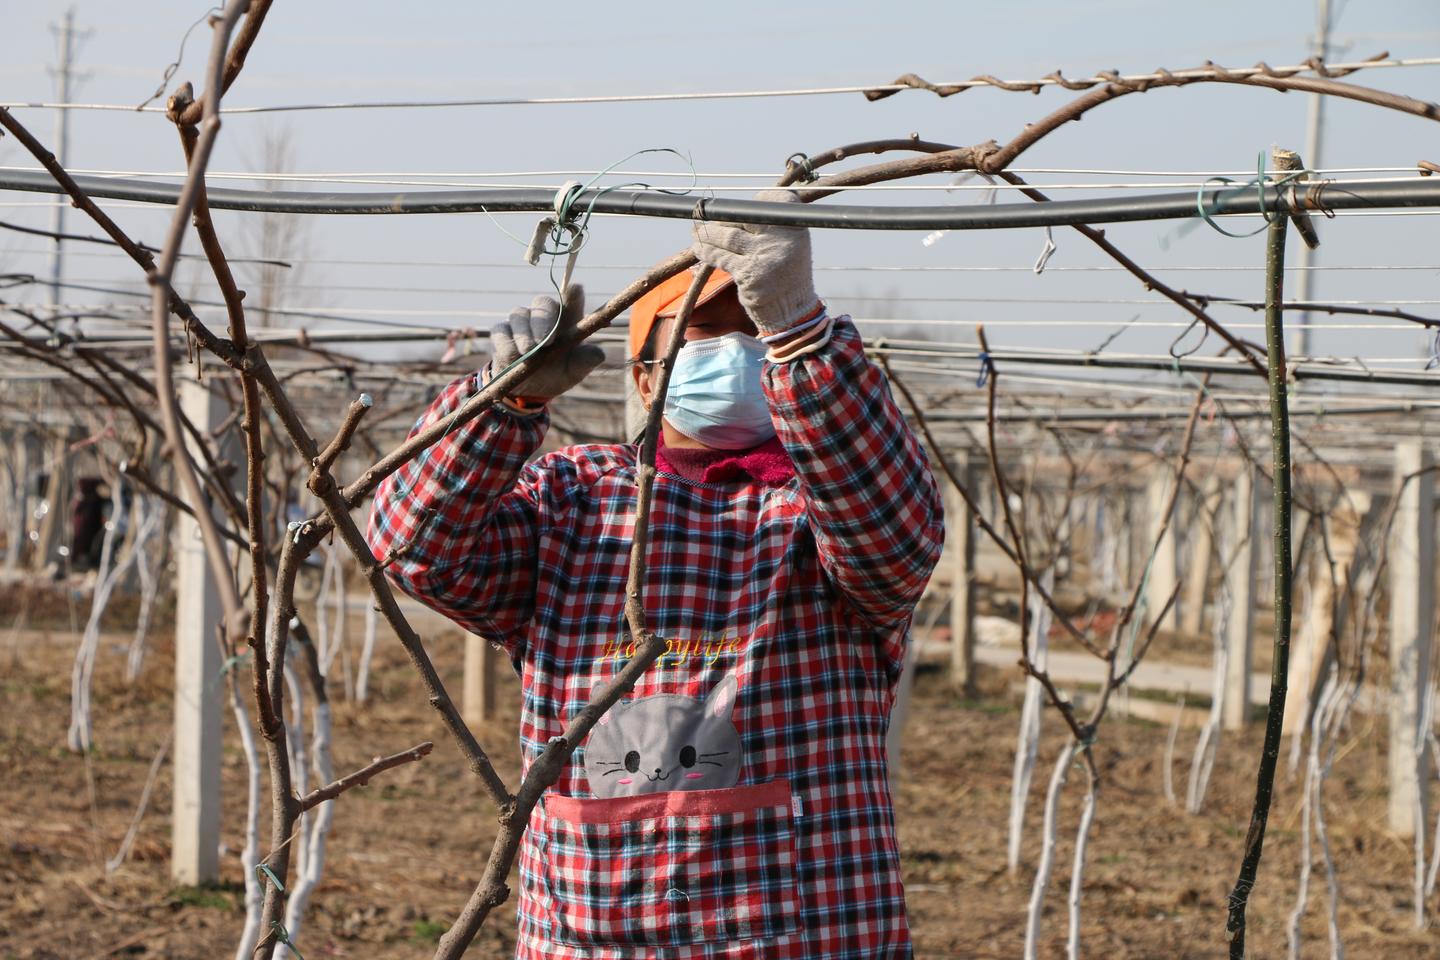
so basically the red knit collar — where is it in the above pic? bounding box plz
[654,434,795,485]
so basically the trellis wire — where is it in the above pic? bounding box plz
[2,54,1436,113]
[9,242,1440,273]
[1,163,1424,181]
[19,276,1440,310]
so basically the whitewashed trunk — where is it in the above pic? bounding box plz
[104,732,171,873]
[1187,556,1233,814]
[1024,738,1077,960]
[1287,668,1340,960]
[280,700,334,954]
[1066,763,1098,960]
[69,480,146,752]
[1009,571,1054,871]
[124,500,164,683]
[230,664,265,960]
[355,601,378,704]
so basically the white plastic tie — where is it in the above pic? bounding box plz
[524,216,555,265]
[1033,226,1057,274]
[553,179,583,220]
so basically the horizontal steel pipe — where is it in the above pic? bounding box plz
[2,169,1438,229]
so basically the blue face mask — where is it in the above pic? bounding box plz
[662,332,776,450]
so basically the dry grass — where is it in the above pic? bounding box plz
[0,608,1432,959]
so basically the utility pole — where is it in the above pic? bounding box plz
[47,8,85,317]
[1293,0,1331,360]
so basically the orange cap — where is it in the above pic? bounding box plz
[627,268,735,359]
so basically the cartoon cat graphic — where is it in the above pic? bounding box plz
[583,675,742,798]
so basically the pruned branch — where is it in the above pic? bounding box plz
[297,742,434,812]
[171,0,277,127]
[171,86,279,738]
[315,394,372,475]
[0,107,242,368]
[112,461,245,548]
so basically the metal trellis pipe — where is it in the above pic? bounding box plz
[1,169,1438,229]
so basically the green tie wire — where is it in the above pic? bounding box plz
[1195,151,1312,239]
[254,864,306,959]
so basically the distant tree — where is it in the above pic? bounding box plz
[243,127,310,330]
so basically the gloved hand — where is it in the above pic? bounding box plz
[691,188,820,336]
[487,284,604,401]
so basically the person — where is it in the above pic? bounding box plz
[368,190,944,959]
[70,476,107,572]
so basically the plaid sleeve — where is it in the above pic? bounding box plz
[763,315,945,629]
[366,372,549,657]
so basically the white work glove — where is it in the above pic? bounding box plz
[487,284,604,401]
[691,188,820,336]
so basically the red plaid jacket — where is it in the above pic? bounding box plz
[368,316,944,959]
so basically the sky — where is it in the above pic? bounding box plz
[1,0,1438,401]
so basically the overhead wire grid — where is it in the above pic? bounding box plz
[2,56,1439,454]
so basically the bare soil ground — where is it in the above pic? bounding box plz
[1,612,1432,959]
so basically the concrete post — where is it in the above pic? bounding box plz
[1180,476,1222,637]
[1282,493,1370,734]
[946,461,978,696]
[171,379,225,885]
[3,430,31,569]
[463,635,498,725]
[1387,441,1434,837]
[1223,466,1262,731]
[1118,493,1136,587]
[1145,465,1180,634]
